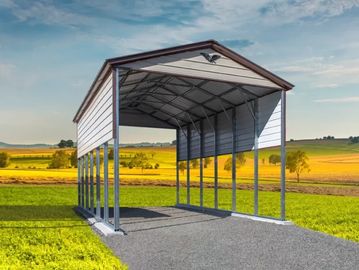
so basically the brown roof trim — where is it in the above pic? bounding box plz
[73,39,294,123]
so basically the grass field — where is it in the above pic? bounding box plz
[0,185,357,269]
[0,185,127,269]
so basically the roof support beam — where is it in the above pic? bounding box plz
[157,83,217,114]
[132,107,178,128]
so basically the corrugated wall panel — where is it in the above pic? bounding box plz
[177,91,282,160]
[202,115,215,158]
[189,123,200,159]
[178,127,188,161]
[77,73,113,157]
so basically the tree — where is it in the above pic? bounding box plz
[286,150,311,182]
[224,153,246,173]
[236,153,246,167]
[58,139,74,148]
[269,154,281,165]
[48,150,70,169]
[224,157,232,173]
[179,161,186,175]
[204,157,212,168]
[154,163,160,169]
[130,152,149,173]
[70,149,78,168]
[0,152,10,168]
[349,136,359,144]
[190,159,199,169]
[108,149,114,160]
[66,140,74,148]
[58,139,67,148]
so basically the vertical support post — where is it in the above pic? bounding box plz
[81,157,85,208]
[96,147,101,218]
[77,159,81,207]
[232,107,237,212]
[176,129,180,205]
[199,120,204,208]
[186,125,190,205]
[254,99,259,215]
[281,90,286,221]
[104,142,109,223]
[90,151,94,214]
[85,154,89,209]
[113,67,120,231]
[214,114,218,209]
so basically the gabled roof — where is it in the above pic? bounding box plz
[73,40,293,123]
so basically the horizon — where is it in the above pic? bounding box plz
[1,1,359,144]
[0,136,355,146]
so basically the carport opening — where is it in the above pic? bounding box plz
[73,40,293,232]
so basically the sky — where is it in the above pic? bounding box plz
[1,0,359,144]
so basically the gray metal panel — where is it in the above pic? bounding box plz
[202,115,215,158]
[236,102,255,152]
[178,125,188,161]
[189,122,200,159]
[217,108,233,155]
[177,91,282,160]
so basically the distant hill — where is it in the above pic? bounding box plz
[0,142,54,149]
[0,141,174,149]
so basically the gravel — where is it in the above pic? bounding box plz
[101,207,359,270]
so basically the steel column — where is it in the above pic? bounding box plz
[104,142,109,223]
[90,151,94,214]
[81,157,85,208]
[281,90,286,220]
[186,125,190,205]
[113,67,120,231]
[254,99,259,215]
[96,147,101,218]
[85,154,89,209]
[176,129,180,205]
[232,107,237,212]
[77,159,81,206]
[199,120,204,208]
[214,114,218,209]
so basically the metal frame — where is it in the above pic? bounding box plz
[75,67,289,232]
[280,90,286,221]
[96,147,101,218]
[90,151,94,214]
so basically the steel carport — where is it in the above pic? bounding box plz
[73,40,294,233]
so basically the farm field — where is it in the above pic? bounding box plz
[0,139,359,196]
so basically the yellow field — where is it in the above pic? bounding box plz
[0,141,359,192]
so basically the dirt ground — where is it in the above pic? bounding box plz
[1,177,358,197]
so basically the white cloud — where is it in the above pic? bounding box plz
[314,96,359,103]
[261,0,359,24]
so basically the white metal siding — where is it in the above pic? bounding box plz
[121,49,280,88]
[77,73,113,157]
[258,91,281,149]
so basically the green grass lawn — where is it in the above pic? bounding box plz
[0,185,358,269]
[0,185,127,270]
